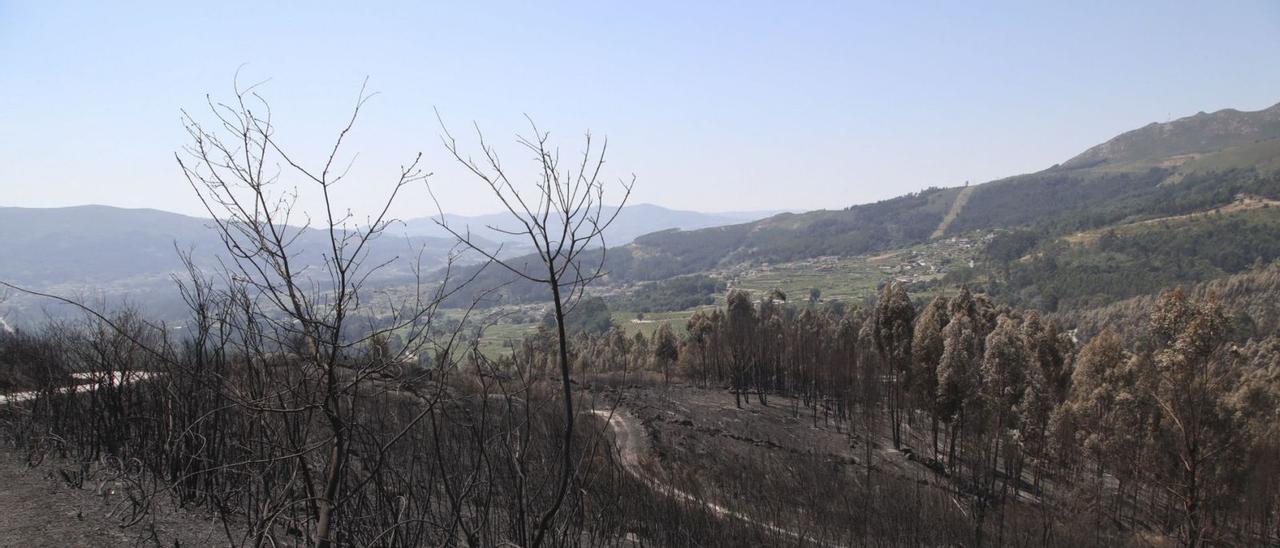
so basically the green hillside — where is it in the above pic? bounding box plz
[979,203,1280,311]
[440,101,1280,311]
[620,102,1280,284]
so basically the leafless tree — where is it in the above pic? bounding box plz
[430,115,633,546]
[175,76,472,547]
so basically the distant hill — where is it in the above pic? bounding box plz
[398,203,786,246]
[0,205,223,285]
[0,205,465,324]
[625,101,1280,275]
[0,201,787,324]
[0,205,465,287]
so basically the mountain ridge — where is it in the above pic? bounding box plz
[435,99,1280,308]
[398,203,788,246]
[1061,101,1280,170]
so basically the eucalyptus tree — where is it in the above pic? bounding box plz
[1145,289,1242,548]
[979,315,1029,503]
[653,322,679,386]
[725,289,757,407]
[874,281,915,449]
[938,308,980,472]
[913,296,949,456]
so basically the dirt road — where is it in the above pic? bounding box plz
[591,407,844,547]
[0,372,155,406]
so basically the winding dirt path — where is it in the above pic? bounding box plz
[591,407,844,547]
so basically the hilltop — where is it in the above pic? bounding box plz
[1061,101,1280,171]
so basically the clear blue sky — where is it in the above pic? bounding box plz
[2,1,1279,218]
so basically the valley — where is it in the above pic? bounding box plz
[3,65,1280,546]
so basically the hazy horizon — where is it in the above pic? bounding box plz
[0,200,803,221]
[3,1,1279,218]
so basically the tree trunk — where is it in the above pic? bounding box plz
[530,272,575,548]
[932,414,940,460]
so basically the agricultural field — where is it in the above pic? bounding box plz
[716,233,987,306]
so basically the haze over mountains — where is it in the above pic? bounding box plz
[397,203,789,247]
[0,203,784,323]
[4,101,1280,322]
[0,205,463,286]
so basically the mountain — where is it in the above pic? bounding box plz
[0,205,468,323]
[0,205,468,286]
[1061,101,1280,171]
[9,102,1280,317]
[621,100,1280,275]
[0,205,223,285]
[397,203,786,246]
[438,100,1280,308]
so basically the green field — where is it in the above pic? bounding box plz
[441,234,985,357]
[721,236,980,306]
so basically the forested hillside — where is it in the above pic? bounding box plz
[442,102,1280,311]
[1053,261,1280,342]
[970,171,1280,310]
[625,101,1280,284]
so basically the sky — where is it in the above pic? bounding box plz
[2,1,1279,218]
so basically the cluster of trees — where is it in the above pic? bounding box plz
[0,304,632,546]
[0,80,643,547]
[965,168,1280,312]
[978,209,1280,312]
[607,274,725,313]
[542,296,615,336]
[0,326,71,392]
[1059,261,1280,342]
[553,281,1280,546]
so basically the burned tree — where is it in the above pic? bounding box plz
[175,77,467,546]
[431,117,633,546]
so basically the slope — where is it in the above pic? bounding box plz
[435,100,1280,308]
[398,203,784,246]
[1061,101,1280,171]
